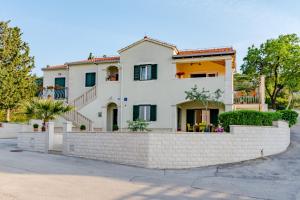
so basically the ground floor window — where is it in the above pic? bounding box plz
[133,105,157,121]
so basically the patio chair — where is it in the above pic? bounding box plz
[187,123,193,132]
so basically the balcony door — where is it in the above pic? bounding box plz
[54,77,66,99]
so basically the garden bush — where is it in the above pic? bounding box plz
[219,110,282,132]
[277,110,299,127]
[127,119,149,132]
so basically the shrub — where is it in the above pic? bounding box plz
[33,124,39,128]
[127,119,149,132]
[219,110,282,132]
[80,124,86,131]
[277,110,299,127]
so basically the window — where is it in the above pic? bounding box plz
[133,105,157,121]
[190,74,206,78]
[140,65,152,80]
[134,64,157,81]
[208,73,217,77]
[85,72,96,87]
[139,105,151,121]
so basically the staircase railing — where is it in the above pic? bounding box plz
[64,110,93,131]
[234,96,260,104]
[71,86,97,109]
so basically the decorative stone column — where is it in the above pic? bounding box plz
[102,105,107,132]
[47,121,55,151]
[224,59,233,111]
[63,121,73,132]
[171,105,177,132]
[259,75,268,111]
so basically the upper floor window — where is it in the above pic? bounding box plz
[134,64,157,81]
[85,72,96,87]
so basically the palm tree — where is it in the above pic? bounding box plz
[25,98,73,131]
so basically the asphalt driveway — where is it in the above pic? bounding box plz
[0,124,300,200]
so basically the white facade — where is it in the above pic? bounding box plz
[42,37,235,131]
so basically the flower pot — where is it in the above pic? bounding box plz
[41,126,46,132]
[33,128,39,132]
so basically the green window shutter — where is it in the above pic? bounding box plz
[134,65,140,80]
[85,72,96,87]
[151,64,157,80]
[133,105,139,121]
[150,105,157,121]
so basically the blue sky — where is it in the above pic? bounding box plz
[1,0,300,76]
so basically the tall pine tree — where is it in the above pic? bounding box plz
[0,21,36,121]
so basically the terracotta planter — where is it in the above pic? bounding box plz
[33,128,39,132]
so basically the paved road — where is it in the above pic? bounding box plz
[0,125,300,200]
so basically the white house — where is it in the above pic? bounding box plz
[42,37,265,132]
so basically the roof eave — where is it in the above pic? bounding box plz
[65,60,120,66]
[118,37,178,54]
[173,51,235,59]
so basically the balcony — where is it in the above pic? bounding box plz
[39,87,68,100]
[234,95,260,104]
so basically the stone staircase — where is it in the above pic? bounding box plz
[63,86,97,131]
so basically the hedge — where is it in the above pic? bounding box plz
[219,110,282,132]
[277,110,298,127]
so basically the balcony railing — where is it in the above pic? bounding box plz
[39,87,68,100]
[234,96,260,104]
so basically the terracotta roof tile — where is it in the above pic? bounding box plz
[177,47,235,56]
[66,56,120,65]
[42,64,67,71]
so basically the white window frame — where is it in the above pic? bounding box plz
[140,65,152,80]
[138,105,151,121]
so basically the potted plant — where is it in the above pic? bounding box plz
[113,124,119,131]
[176,72,185,78]
[80,124,86,131]
[33,124,39,132]
[215,125,224,133]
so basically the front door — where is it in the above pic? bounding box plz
[54,77,66,99]
[210,109,219,126]
[112,109,118,131]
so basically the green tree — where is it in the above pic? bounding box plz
[0,21,36,121]
[234,73,259,94]
[241,34,300,109]
[25,98,73,130]
[185,85,224,129]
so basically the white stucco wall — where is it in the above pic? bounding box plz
[43,69,68,88]
[63,121,290,169]
[68,64,98,100]
[17,132,47,153]
[42,40,233,131]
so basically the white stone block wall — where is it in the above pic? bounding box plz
[0,123,31,138]
[17,132,47,153]
[63,133,149,167]
[63,121,290,169]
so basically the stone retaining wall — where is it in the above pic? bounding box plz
[17,132,47,153]
[63,121,290,169]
